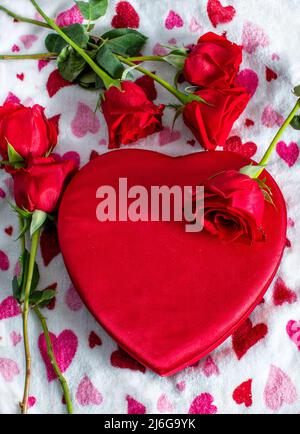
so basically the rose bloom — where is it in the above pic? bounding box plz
[183,87,250,150]
[184,32,242,88]
[0,102,58,161]
[12,156,77,213]
[194,170,265,243]
[102,81,165,149]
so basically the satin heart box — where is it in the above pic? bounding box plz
[58,149,286,376]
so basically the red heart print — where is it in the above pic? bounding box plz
[0,188,6,199]
[165,10,184,30]
[4,226,13,236]
[189,393,217,414]
[0,296,21,320]
[272,277,297,306]
[245,118,255,127]
[232,379,252,407]
[0,250,9,271]
[12,44,20,53]
[224,136,257,159]
[38,59,50,72]
[89,331,102,348]
[16,73,24,81]
[266,67,278,82]
[276,141,299,167]
[286,320,300,351]
[47,69,74,98]
[207,0,236,28]
[235,69,259,98]
[232,318,268,359]
[55,4,83,27]
[111,347,146,373]
[38,330,78,381]
[40,222,61,266]
[126,395,146,414]
[111,2,139,29]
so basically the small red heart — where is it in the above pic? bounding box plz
[44,283,57,310]
[111,1,139,29]
[4,226,13,236]
[46,69,73,98]
[90,150,100,161]
[245,119,255,127]
[126,395,146,414]
[233,379,252,407]
[111,347,146,373]
[232,318,268,359]
[224,136,257,159]
[207,0,236,28]
[266,67,278,82]
[187,139,196,147]
[272,277,297,306]
[40,222,61,266]
[16,73,24,81]
[88,331,102,348]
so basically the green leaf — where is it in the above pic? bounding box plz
[101,29,148,56]
[30,210,47,237]
[96,45,125,78]
[16,218,31,240]
[293,85,300,97]
[12,276,21,301]
[29,289,56,307]
[57,46,87,82]
[45,24,89,53]
[7,143,23,164]
[290,115,300,130]
[76,0,108,20]
[76,69,104,89]
[6,200,31,218]
[31,261,40,294]
[163,53,186,69]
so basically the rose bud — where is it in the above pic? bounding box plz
[11,156,77,214]
[183,87,250,150]
[101,81,165,149]
[0,102,58,161]
[184,32,242,88]
[194,170,265,243]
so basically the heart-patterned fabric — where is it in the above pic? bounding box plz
[0,0,299,414]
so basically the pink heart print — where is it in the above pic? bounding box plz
[65,285,83,311]
[126,395,146,414]
[0,250,9,271]
[242,21,269,54]
[19,34,38,49]
[264,365,297,411]
[76,375,103,406]
[55,5,83,27]
[159,127,181,146]
[276,141,299,167]
[165,11,184,30]
[0,358,20,382]
[52,151,81,171]
[189,17,202,33]
[189,393,217,414]
[10,331,22,346]
[261,105,284,128]
[38,330,78,381]
[235,69,259,97]
[200,355,220,377]
[286,320,300,350]
[0,296,20,320]
[157,394,173,413]
[71,102,101,138]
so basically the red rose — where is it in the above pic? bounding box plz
[195,170,265,242]
[12,156,77,213]
[101,81,165,149]
[184,32,242,88]
[183,87,250,150]
[0,102,58,161]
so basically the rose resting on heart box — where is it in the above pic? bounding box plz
[58,149,286,376]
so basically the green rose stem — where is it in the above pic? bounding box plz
[0,5,51,28]
[33,306,74,414]
[19,227,41,414]
[254,98,300,178]
[0,53,56,60]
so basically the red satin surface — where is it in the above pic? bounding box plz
[58,150,287,376]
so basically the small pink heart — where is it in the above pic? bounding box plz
[0,251,9,271]
[10,331,22,346]
[189,393,217,414]
[38,330,78,381]
[19,34,38,49]
[71,102,101,138]
[272,53,280,61]
[261,105,284,128]
[76,375,103,406]
[286,320,300,350]
[157,394,173,413]
[126,395,146,414]
[200,355,220,377]
[56,5,83,27]
[0,188,6,199]
[189,17,202,33]
[16,73,24,81]
[264,365,297,410]
[242,21,269,54]
[52,151,80,171]
[276,141,299,167]
[176,381,186,392]
[28,396,36,409]
[235,69,259,97]
[165,10,184,30]
[152,43,168,56]
[65,285,83,311]
[0,358,20,382]
[12,44,20,53]
[159,127,181,146]
[4,92,20,104]
[38,59,50,72]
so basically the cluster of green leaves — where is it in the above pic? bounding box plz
[12,250,56,307]
[45,18,148,89]
[291,85,300,130]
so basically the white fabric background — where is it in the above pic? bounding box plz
[0,0,300,414]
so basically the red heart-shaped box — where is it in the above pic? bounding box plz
[58,150,286,376]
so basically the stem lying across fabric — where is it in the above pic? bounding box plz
[0,5,51,28]
[19,227,40,414]
[0,53,56,60]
